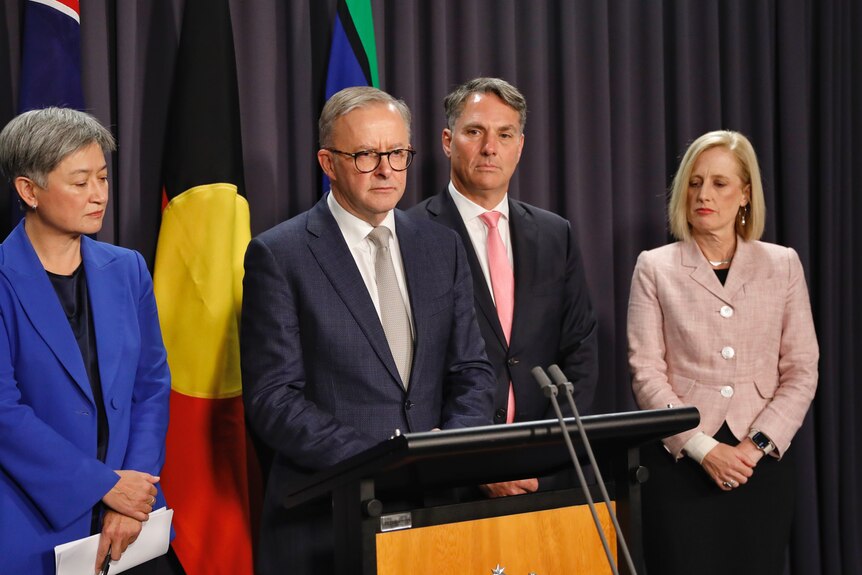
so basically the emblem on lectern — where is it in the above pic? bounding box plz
[491,565,506,575]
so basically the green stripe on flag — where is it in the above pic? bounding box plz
[344,0,379,87]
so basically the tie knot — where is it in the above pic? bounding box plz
[480,211,502,229]
[367,225,392,248]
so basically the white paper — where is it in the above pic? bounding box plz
[55,507,173,575]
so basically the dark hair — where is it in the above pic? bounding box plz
[444,77,527,132]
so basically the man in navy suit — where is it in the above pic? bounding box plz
[409,78,599,497]
[241,86,495,574]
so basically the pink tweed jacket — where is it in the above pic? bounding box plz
[627,238,819,458]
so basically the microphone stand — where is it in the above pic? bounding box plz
[547,364,637,575]
[531,366,620,575]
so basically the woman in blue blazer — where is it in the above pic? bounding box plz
[0,108,171,573]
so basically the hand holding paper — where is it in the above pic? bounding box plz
[54,507,173,575]
[94,511,144,573]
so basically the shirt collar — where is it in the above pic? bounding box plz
[327,191,396,248]
[448,181,509,222]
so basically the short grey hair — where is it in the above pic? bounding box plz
[318,86,412,148]
[0,107,115,188]
[444,77,527,132]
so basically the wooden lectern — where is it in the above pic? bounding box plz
[281,407,699,575]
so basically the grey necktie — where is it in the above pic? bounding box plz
[367,225,413,387]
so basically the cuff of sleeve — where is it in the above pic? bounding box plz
[682,432,719,464]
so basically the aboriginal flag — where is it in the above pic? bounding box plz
[153,0,256,573]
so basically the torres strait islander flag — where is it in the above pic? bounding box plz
[153,0,255,573]
[18,0,84,111]
[325,0,380,97]
[322,0,379,192]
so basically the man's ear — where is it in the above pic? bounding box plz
[442,128,453,158]
[318,149,337,181]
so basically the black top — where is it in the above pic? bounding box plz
[714,267,730,285]
[47,264,109,461]
[48,264,108,462]
[48,264,109,534]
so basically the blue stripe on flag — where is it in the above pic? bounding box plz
[322,12,369,194]
[324,13,369,100]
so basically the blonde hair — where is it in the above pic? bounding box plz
[668,130,765,241]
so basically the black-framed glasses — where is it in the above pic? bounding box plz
[325,147,416,173]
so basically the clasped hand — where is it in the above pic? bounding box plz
[95,470,160,572]
[481,478,540,498]
[701,439,763,491]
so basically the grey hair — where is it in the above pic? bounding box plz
[0,107,115,188]
[444,77,527,132]
[318,86,412,148]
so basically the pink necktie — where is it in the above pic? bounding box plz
[480,211,516,424]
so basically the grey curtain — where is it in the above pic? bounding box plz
[1,1,859,573]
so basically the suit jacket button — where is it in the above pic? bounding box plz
[404,400,414,410]
[495,408,506,422]
[720,305,734,318]
[721,346,735,360]
[720,385,734,398]
[507,357,519,366]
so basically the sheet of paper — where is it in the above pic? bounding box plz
[55,507,173,575]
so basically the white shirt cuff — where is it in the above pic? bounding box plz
[682,432,719,464]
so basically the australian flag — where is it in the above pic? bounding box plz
[19,0,84,112]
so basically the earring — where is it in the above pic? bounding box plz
[31,203,37,210]
[739,205,748,226]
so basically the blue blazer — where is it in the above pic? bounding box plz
[241,196,495,574]
[0,222,171,574]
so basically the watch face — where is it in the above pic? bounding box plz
[751,432,770,449]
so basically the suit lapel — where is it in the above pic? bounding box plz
[508,200,536,349]
[82,237,124,399]
[306,198,403,388]
[426,190,508,349]
[0,224,92,401]
[682,237,752,304]
[722,238,756,301]
[394,211,429,390]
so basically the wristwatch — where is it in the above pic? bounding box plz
[749,429,775,455]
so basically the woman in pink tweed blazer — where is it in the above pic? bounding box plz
[627,131,818,575]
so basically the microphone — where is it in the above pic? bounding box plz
[531,366,620,575]
[547,364,637,575]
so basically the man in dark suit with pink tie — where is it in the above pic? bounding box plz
[410,78,599,497]
[240,86,495,575]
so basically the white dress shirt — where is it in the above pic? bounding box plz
[327,192,414,334]
[447,182,513,306]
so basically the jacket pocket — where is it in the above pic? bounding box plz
[426,290,453,317]
[668,373,696,400]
